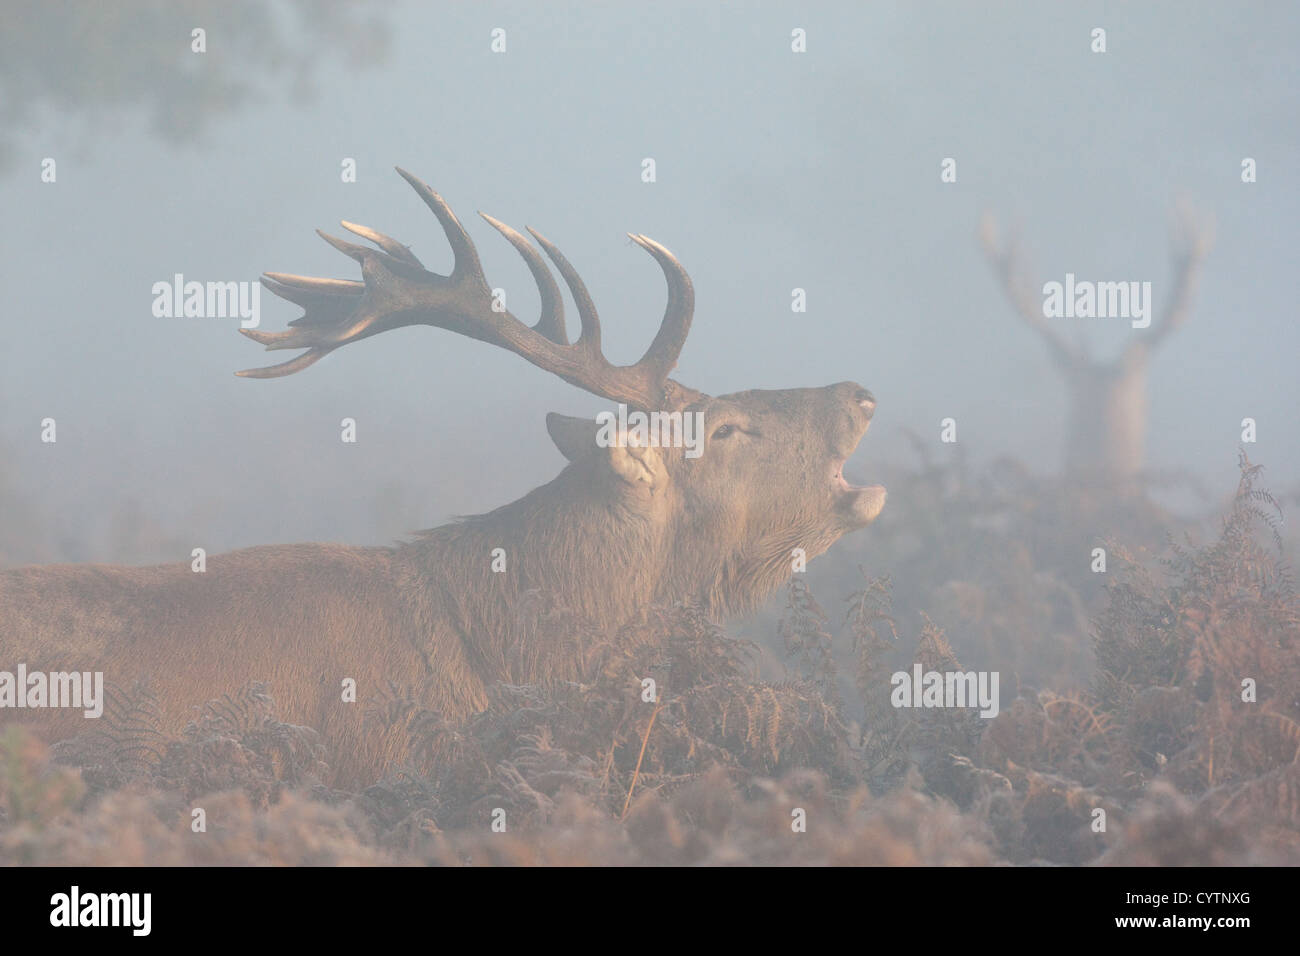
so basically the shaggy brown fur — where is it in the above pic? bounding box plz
[1,383,884,784]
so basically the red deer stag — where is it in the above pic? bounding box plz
[0,169,885,784]
[980,207,1212,494]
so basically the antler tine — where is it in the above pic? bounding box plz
[260,274,363,313]
[627,234,694,384]
[235,345,337,378]
[1128,203,1213,355]
[979,213,1084,369]
[479,213,567,345]
[340,221,425,270]
[395,166,484,281]
[527,227,602,350]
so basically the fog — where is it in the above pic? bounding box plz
[3,0,1296,565]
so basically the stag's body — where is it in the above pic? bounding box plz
[3,493,636,780]
[1,171,884,785]
[980,211,1211,494]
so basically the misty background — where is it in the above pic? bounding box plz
[2,0,1297,567]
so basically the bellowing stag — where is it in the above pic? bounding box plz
[0,169,885,784]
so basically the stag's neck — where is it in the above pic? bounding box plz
[398,468,672,646]
[396,467,807,682]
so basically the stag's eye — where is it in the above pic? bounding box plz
[712,424,737,439]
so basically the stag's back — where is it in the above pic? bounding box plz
[0,543,428,781]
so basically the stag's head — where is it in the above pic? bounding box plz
[545,382,884,613]
[240,169,885,612]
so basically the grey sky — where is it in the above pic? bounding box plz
[3,0,1296,563]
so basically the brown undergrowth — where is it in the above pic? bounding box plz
[2,454,1295,865]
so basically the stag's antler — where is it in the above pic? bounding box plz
[978,214,1086,369]
[1123,201,1214,357]
[979,206,1213,368]
[240,168,704,411]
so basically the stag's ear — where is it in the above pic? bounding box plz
[546,412,668,494]
[604,435,668,494]
[546,412,600,461]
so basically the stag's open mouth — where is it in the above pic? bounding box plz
[832,457,887,527]
[827,388,885,526]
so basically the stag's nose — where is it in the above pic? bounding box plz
[848,385,876,419]
[828,381,876,426]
